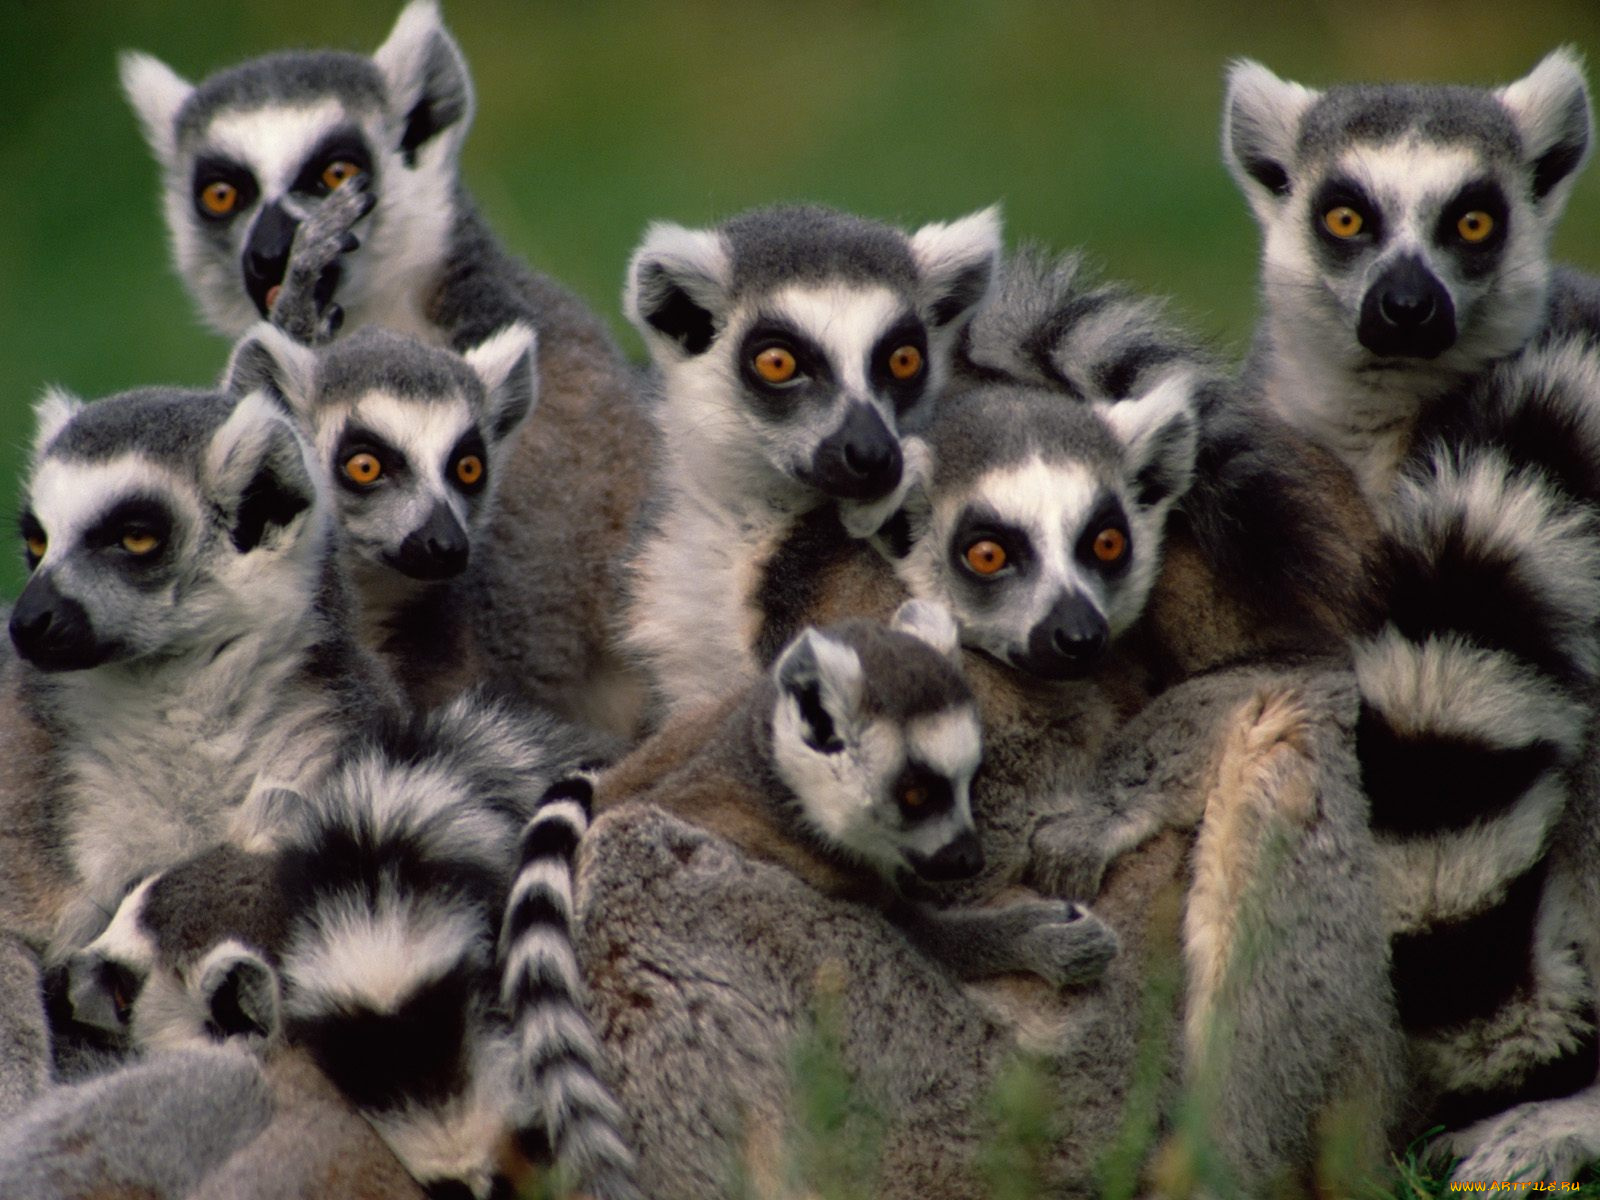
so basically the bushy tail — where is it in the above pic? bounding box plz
[1355,334,1600,1124]
[500,774,641,1200]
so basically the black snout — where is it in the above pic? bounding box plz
[9,574,115,672]
[390,505,469,580]
[910,828,984,882]
[805,404,903,502]
[1014,591,1108,681]
[242,201,300,318]
[1357,255,1457,359]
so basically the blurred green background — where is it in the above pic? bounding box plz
[3,0,1599,600]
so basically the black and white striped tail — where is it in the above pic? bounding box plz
[500,774,641,1200]
[1358,334,1600,1124]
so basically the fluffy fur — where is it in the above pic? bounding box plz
[623,203,1003,718]
[124,0,657,738]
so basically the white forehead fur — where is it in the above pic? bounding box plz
[202,102,351,205]
[905,707,981,781]
[768,282,905,398]
[28,456,199,563]
[118,51,194,168]
[977,455,1100,621]
[82,874,161,969]
[1335,141,1489,245]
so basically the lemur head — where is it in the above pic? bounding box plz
[10,388,325,673]
[223,322,536,582]
[67,844,287,1054]
[625,203,1002,508]
[891,378,1197,681]
[121,0,469,336]
[764,601,984,888]
[1225,50,1592,381]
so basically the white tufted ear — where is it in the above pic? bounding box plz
[909,205,1002,329]
[1497,47,1593,209]
[119,51,193,170]
[222,324,319,423]
[373,0,475,165]
[890,599,961,662]
[31,386,85,463]
[1222,59,1319,222]
[1097,372,1199,510]
[462,322,540,444]
[624,221,733,360]
[772,628,867,754]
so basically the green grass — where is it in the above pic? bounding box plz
[3,1,1600,599]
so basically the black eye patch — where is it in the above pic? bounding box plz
[446,428,488,496]
[1310,176,1383,267]
[1435,179,1510,279]
[892,760,955,820]
[335,425,404,492]
[869,314,930,418]
[1074,493,1132,579]
[85,496,175,558]
[289,128,374,196]
[191,156,259,222]
[737,318,834,422]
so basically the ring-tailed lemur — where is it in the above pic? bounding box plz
[622,202,1002,717]
[66,693,636,1200]
[223,320,542,711]
[121,0,656,737]
[574,602,1118,988]
[7,385,401,968]
[1225,54,1600,1177]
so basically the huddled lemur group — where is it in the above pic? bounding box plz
[0,4,1597,1197]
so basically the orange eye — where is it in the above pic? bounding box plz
[344,453,383,485]
[455,455,484,486]
[1092,528,1127,564]
[888,345,923,381]
[1457,211,1494,243]
[121,531,160,556]
[321,161,361,191]
[964,540,1007,576]
[754,347,798,384]
[23,534,45,560]
[901,784,928,809]
[200,181,238,216]
[1323,206,1364,238]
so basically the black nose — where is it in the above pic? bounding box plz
[1016,591,1109,681]
[1358,255,1457,359]
[242,201,299,318]
[9,575,114,672]
[911,828,985,882]
[390,505,470,580]
[805,404,903,502]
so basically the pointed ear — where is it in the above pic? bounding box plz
[119,51,193,170]
[909,205,1002,328]
[889,599,960,662]
[624,221,732,359]
[373,0,474,165]
[205,394,320,554]
[31,386,84,463]
[772,628,866,754]
[1498,47,1592,208]
[1099,373,1199,510]
[1222,59,1318,220]
[197,943,279,1043]
[223,324,318,421]
[462,322,539,444]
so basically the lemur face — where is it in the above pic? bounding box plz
[1225,51,1592,378]
[120,1,472,337]
[768,603,985,888]
[224,323,537,583]
[626,204,1002,508]
[894,380,1196,683]
[67,846,286,1054]
[10,390,323,673]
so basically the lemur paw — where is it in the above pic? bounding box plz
[1027,814,1111,901]
[1010,900,1119,987]
[270,177,375,346]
